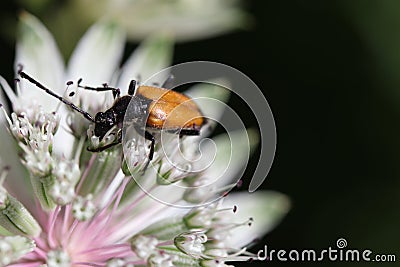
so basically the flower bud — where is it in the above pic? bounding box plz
[130,235,159,260]
[0,235,35,266]
[174,231,207,259]
[0,193,41,237]
[47,250,71,267]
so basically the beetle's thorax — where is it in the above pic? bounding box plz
[94,95,151,139]
[123,95,152,124]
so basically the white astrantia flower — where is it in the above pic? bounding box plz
[0,13,290,266]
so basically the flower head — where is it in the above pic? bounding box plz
[0,13,290,266]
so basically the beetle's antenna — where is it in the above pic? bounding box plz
[19,71,95,122]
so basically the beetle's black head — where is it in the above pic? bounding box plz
[94,110,116,139]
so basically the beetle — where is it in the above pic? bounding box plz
[18,70,205,167]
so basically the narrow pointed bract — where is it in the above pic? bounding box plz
[16,12,65,112]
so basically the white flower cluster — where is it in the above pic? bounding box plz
[72,194,96,221]
[128,201,257,266]
[3,104,58,176]
[0,236,35,266]
[46,249,71,267]
[1,103,81,208]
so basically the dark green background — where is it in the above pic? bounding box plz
[0,1,399,266]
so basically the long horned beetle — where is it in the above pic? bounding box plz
[18,70,205,168]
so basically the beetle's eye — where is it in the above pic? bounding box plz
[95,112,104,123]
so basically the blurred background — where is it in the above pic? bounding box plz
[0,1,399,266]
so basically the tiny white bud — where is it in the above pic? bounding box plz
[49,160,80,205]
[0,236,35,266]
[174,231,207,259]
[72,194,96,221]
[131,235,159,260]
[148,251,174,267]
[47,250,71,267]
[106,258,134,267]
[184,204,217,229]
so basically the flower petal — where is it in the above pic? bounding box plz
[178,82,231,172]
[195,129,258,190]
[99,0,250,42]
[52,118,76,159]
[15,12,65,112]
[118,34,173,94]
[0,83,33,207]
[0,76,18,107]
[222,191,290,247]
[67,21,125,109]
[185,80,231,123]
[0,129,31,205]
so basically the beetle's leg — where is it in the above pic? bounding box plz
[132,126,155,173]
[166,128,200,136]
[138,130,155,173]
[87,133,122,152]
[87,142,119,152]
[161,74,175,89]
[128,80,137,96]
[178,129,200,136]
[144,131,155,161]
[77,78,121,99]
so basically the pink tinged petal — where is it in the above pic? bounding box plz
[15,12,65,112]
[222,191,291,248]
[109,195,187,243]
[106,177,187,241]
[8,263,44,267]
[118,34,173,94]
[67,21,125,109]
